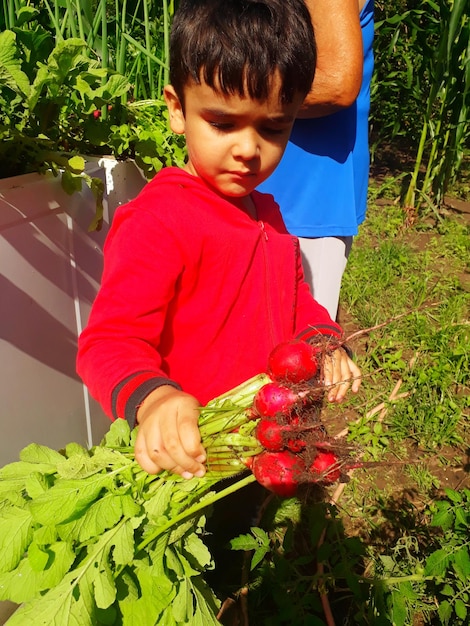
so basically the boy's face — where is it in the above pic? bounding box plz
[164,76,303,204]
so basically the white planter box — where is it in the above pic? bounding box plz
[0,158,146,466]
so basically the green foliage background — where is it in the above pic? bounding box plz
[371,0,469,209]
[0,0,468,211]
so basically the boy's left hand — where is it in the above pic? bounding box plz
[323,347,361,403]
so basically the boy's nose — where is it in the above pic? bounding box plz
[232,130,260,160]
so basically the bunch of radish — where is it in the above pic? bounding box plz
[202,336,354,498]
[248,338,345,497]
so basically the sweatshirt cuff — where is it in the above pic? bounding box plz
[111,372,181,426]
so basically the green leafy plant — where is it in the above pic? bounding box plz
[425,488,470,624]
[0,32,129,175]
[0,24,186,226]
[228,498,370,625]
[108,99,186,179]
[0,420,222,625]
[372,0,470,213]
[366,488,470,626]
[226,488,470,625]
[0,372,272,625]
[0,30,127,227]
[1,0,175,101]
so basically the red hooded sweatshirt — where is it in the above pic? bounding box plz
[77,167,342,424]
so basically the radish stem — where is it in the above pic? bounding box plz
[137,473,257,551]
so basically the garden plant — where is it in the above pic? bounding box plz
[0,1,469,624]
[0,0,185,224]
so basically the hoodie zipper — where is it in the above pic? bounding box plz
[258,220,277,347]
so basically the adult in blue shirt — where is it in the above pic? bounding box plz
[259,0,375,321]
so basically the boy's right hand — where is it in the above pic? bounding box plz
[134,386,206,478]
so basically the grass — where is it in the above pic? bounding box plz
[225,177,470,626]
[342,183,469,451]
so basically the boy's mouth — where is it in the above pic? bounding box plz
[229,170,257,178]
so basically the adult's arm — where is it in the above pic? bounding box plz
[297,0,364,118]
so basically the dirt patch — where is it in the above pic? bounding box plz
[444,195,470,219]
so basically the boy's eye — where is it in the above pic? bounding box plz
[207,120,290,136]
[209,121,233,131]
[262,126,287,136]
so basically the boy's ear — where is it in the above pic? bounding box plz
[164,85,185,135]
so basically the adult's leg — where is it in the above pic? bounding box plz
[298,236,353,321]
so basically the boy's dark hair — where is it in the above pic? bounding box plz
[169,0,316,104]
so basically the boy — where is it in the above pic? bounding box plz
[77,0,361,480]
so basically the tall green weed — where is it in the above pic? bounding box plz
[372,0,470,212]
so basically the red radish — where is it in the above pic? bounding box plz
[309,451,341,483]
[256,419,307,452]
[267,340,319,383]
[286,436,306,453]
[252,451,305,497]
[255,419,285,451]
[253,382,298,418]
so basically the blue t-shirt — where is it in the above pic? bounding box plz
[258,0,374,237]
